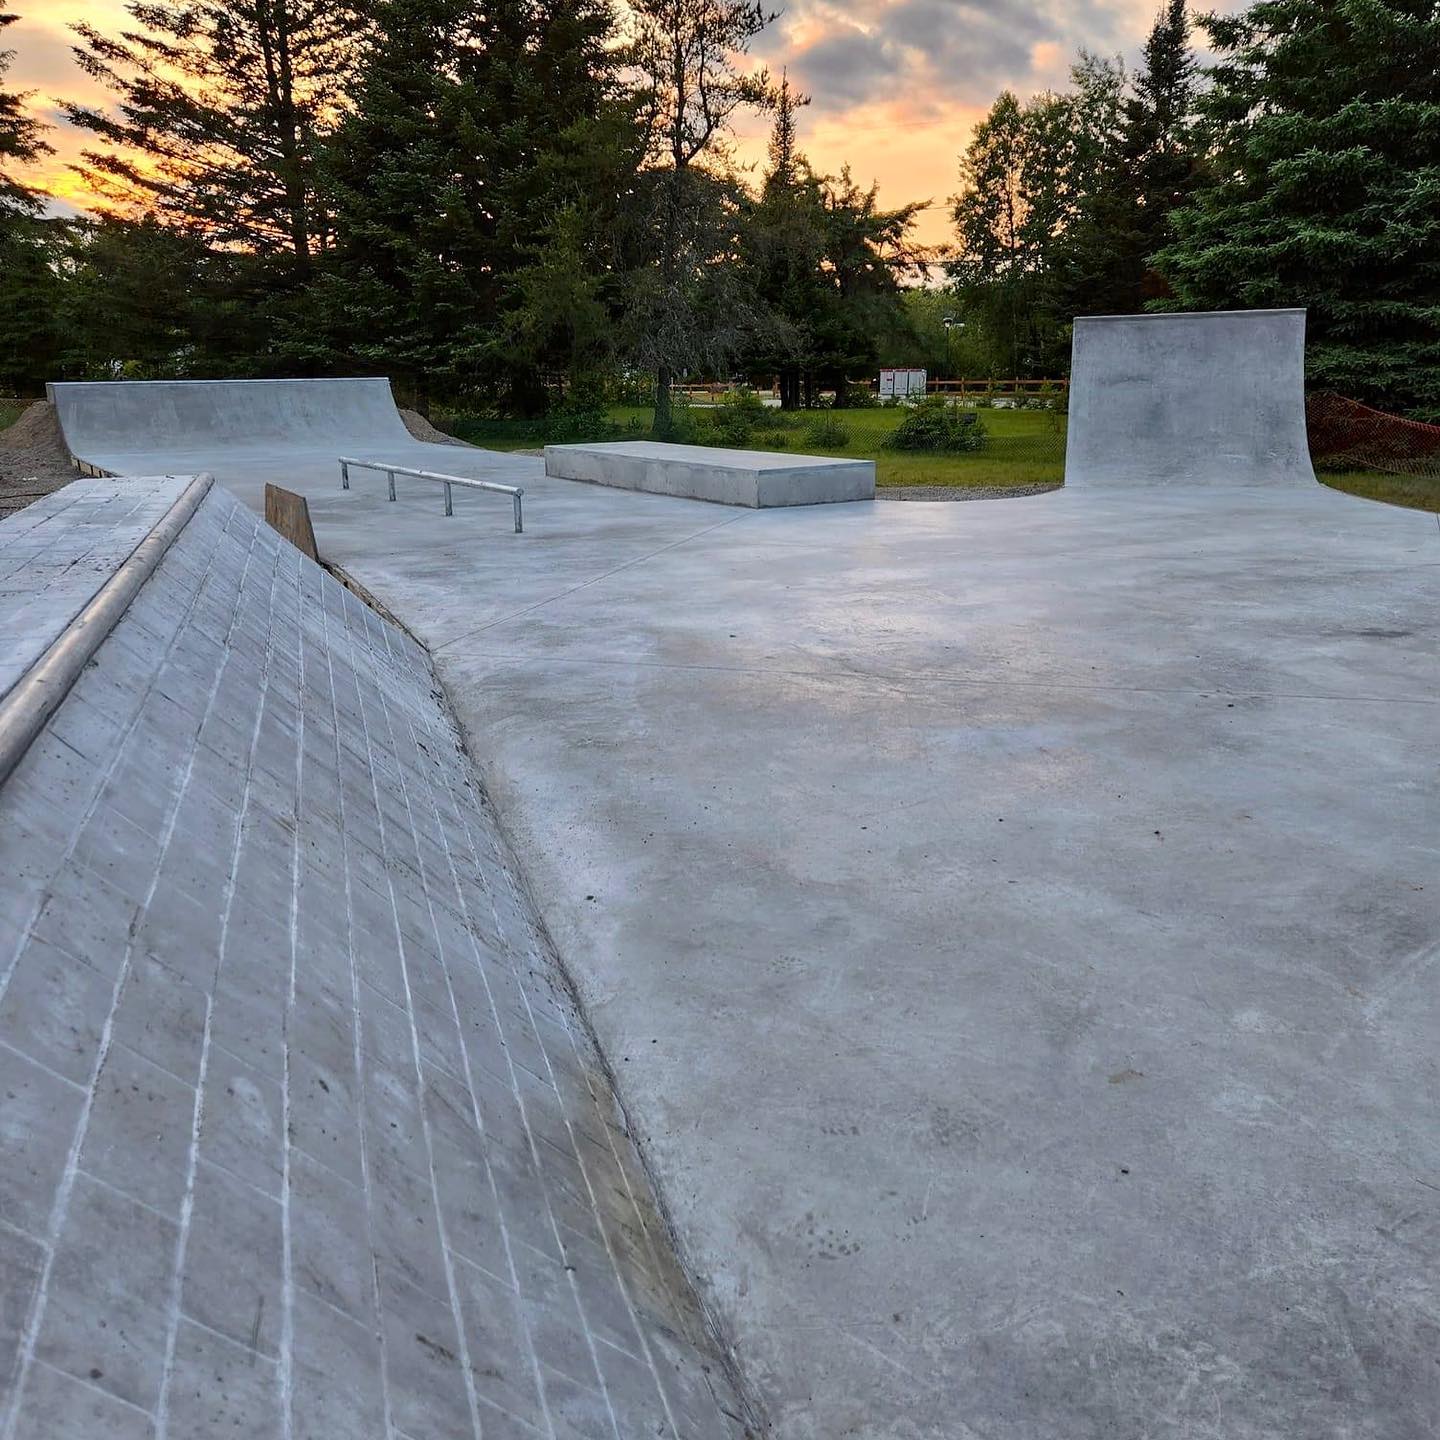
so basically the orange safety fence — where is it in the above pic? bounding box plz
[1306,392,1440,477]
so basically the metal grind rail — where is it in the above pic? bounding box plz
[339,456,524,532]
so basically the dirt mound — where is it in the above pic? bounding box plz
[0,400,67,455]
[399,408,472,447]
[0,402,77,515]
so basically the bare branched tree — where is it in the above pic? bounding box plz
[627,0,775,430]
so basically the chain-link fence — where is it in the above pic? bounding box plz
[1307,392,1440,478]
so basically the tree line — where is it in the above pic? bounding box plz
[950,0,1440,417]
[1,0,1437,418]
[0,0,925,419]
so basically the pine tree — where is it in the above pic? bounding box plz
[745,94,925,408]
[317,0,637,407]
[0,13,61,392]
[1051,8,1199,323]
[0,10,49,222]
[766,71,803,193]
[64,0,364,271]
[1157,0,1440,415]
[1124,0,1199,295]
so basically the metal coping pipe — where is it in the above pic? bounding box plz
[338,457,524,533]
[0,472,215,789]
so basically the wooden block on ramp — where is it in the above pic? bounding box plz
[264,483,319,560]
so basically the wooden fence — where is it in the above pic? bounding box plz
[670,378,1069,404]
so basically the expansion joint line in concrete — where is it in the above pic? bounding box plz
[0,473,215,788]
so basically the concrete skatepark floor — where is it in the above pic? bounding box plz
[23,371,1440,1437]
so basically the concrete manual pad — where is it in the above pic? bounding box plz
[545,439,876,507]
[1065,309,1317,488]
[41,373,1440,1437]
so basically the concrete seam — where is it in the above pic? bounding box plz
[278,545,305,1440]
[340,591,487,1440]
[155,520,273,1438]
[489,848,684,1438]
[0,473,214,789]
[316,552,400,1440]
[387,702,578,1438]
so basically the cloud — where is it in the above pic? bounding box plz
[765,0,1160,119]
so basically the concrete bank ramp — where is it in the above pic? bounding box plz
[1064,308,1317,488]
[0,477,756,1439]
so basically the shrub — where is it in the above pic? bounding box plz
[708,388,770,445]
[831,382,877,408]
[803,415,851,450]
[884,397,987,453]
[538,397,615,443]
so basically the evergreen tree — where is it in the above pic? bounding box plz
[1157,0,1440,415]
[766,70,803,191]
[316,0,637,408]
[64,0,364,272]
[0,10,49,222]
[950,91,1075,373]
[1123,0,1199,298]
[57,217,253,378]
[0,13,61,393]
[743,90,925,409]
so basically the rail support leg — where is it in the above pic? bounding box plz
[444,481,453,517]
[386,470,396,502]
[514,494,524,534]
[340,460,349,490]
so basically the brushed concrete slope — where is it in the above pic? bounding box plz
[1065,310,1317,487]
[0,478,755,1440]
[544,441,875,507]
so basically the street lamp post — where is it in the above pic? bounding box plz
[941,316,965,394]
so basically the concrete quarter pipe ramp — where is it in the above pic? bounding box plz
[1065,308,1317,488]
[46,378,415,469]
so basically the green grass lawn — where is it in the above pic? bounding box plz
[0,400,27,432]
[613,404,1068,488]
[1319,470,1440,514]
[408,403,1438,513]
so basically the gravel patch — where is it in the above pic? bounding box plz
[876,482,1062,502]
[0,402,78,517]
[398,407,473,446]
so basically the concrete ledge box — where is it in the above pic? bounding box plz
[544,439,875,507]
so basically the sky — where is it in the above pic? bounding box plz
[5,0,1183,247]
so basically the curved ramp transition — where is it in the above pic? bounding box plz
[0,477,756,1439]
[47,378,414,473]
[1064,308,1316,488]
